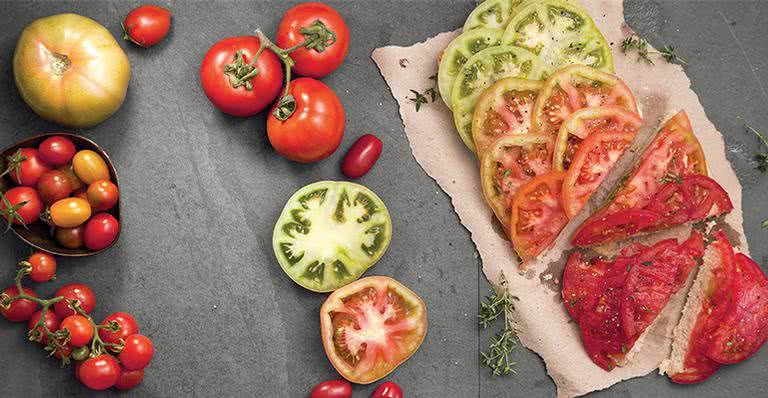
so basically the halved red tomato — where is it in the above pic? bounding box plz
[509,172,568,261]
[472,78,543,156]
[320,276,427,385]
[480,134,553,233]
[553,106,642,171]
[531,65,638,139]
[562,131,634,219]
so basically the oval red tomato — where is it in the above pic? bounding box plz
[1,186,44,225]
[0,285,38,322]
[7,148,52,186]
[53,283,96,318]
[28,309,61,345]
[123,5,172,48]
[60,314,94,347]
[119,334,154,370]
[309,379,352,398]
[268,78,345,163]
[55,225,86,249]
[372,381,403,398]
[79,354,121,390]
[114,367,144,390]
[276,2,350,78]
[28,251,57,282]
[99,312,139,345]
[38,169,73,205]
[341,134,382,179]
[200,36,283,117]
[84,213,120,251]
[86,180,119,211]
[38,136,76,166]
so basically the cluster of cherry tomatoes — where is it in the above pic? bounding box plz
[0,252,154,390]
[0,135,120,251]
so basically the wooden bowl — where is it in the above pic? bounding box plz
[1,132,121,257]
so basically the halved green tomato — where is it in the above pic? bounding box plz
[531,65,638,139]
[272,181,392,292]
[553,106,642,171]
[438,28,503,110]
[501,0,613,76]
[320,276,427,384]
[480,134,553,233]
[472,77,543,156]
[463,0,526,31]
[451,45,545,151]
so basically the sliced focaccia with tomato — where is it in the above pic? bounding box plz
[661,231,768,384]
[562,231,704,370]
[572,111,734,247]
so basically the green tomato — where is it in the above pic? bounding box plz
[437,27,502,110]
[272,181,392,292]
[463,0,526,31]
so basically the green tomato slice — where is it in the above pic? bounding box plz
[438,28,503,110]
[463,0,527,31]
[451,45,545,152]
[273,181,392,292]
[501,0,613,76]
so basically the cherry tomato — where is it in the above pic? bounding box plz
[72,150,110,185]
[37,170,73,205]
[86,180,119,211]
[27,309,60,344]
[57,164,85,192]
[99,312,139,345]
[38,136,77,166]
[123,5,172,48]
[50,197,92,228]
[59,314,94,347]
[267,78,345,163]
[200,36,283,117]
[114,367,144,390]
[54,344,72,360]
[342,134,382,179]
[1,186,44,225]
[53,283,96,318]
[84,213,120,251]
[79,354,121,390]
[276,2,350,78]
[28,251,57,282]
[372,381,403,398]
[310,379,352,398]
[119,334,154,370]
[71,345,91,361]
[8,148,52,186]
[55,225,86,249]
[0,285,38,322]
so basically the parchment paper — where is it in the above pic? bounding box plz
[372,1,747,397]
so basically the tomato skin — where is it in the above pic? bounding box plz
[60,314,94,347]
[28,251,57,282]
[10,148,52,186]
[200,36,283,117]
[28,309,61,344]
[79,354,121,390]
[86,180,119,211]
[268,78,345,163]
[99,312,139,345]
[1,186,44,225]
[372,381,403,398]
[119,334,154,371]
[0,286,38,322]
[53,283,96,318]
[72,150,110,185]
[57,164,85,192]
[50,197,92,228]
[123,5,172,48]
[114,367,144,390]
[37,170,73,205]
[310,380,352,398]
[276,2,350,78]
[84,213,120,251]
[55,225,86,249]
[38,136,76,166]
[342,134,382,178]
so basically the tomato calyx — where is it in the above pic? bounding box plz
[0,192,29,231]
[224,50,262,90]
[1,149,28,183]
[297,20,337,53]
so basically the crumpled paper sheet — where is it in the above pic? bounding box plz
[372,1,747,397]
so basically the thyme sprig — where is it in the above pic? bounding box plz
[408,74,438,112]
[479,274,519,376]
[746,124,768,173]
[621,36,687,65]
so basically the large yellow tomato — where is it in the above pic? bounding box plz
[13,13,131,128]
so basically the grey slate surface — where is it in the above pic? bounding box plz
[0,0,765,397]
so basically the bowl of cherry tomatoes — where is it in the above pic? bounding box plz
[0,133,121,256]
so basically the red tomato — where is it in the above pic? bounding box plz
[200,36,283,117]
[0,285,38,322]
[38,136,76,166]
[561,252,613,323]
[86,180,119,211]
[268,78,345,163]
[1,186,44,225]
[509,172,568,261]
[571,209,659,247]
[59,314,94,347]
[99,312,139,345]
[372,381,403,398]
[79,354,121,390]
[28,251,57,282]
[123,5,172,48]
[28,309,61,344]
[53,283,96,318]
[276,2,350,78]
[114,367,144,390]
[342,134,382,178]
[37,170,73,205]
[55,225,86,249]
[119,334,154,370]
[7,148,52,186]
[310,380,352,398]
[84,213,120,251]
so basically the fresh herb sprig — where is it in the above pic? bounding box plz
[408,74,438,112]
[746,124,768,173]
[479,274,519,376]
[621,35,687,65]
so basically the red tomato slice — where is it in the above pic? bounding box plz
[571,209,660,247]
[509,172,568,261]
[681,175,734,220]
[320,276,427,385]
[562,131,634,219]
[706,253,768,364]
[562,252,613,323]
[531,65,638,139]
